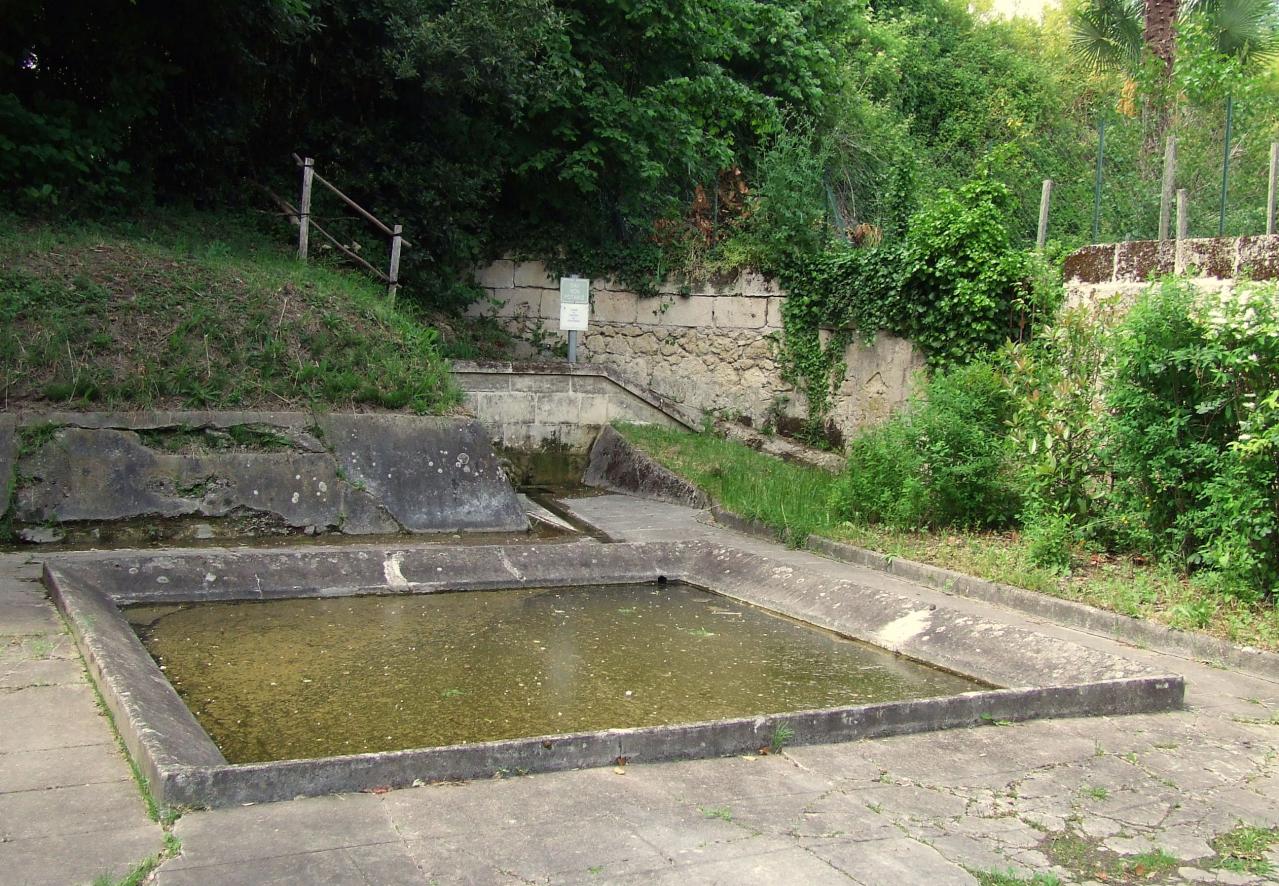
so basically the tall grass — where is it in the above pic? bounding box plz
[616,423,839,545]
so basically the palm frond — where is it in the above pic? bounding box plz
[1070,0,1145,71]
[1183,0,1279,63]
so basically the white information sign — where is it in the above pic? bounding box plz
[559,276,591,331]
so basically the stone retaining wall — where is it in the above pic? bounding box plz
[1,412,526,544]
[1064,233,1279,307]
[472,260,921,440]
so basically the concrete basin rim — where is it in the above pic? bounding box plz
[43,539,1186,808]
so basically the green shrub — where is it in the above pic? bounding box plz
[832,361,1019,529]
[1005,298,1118,543]
[1023,505,1075,572]
[1106,279,1279,600]
[896,178,1035,368]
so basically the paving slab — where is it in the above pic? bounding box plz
[610,840,857,885]
[805,835,979,885]
[154,843,426,886]
[163,792,395,870]
[0,780,156,842]
[0,743,134,792]
[0,592,61,635]
[0,824,163,886]
[0,653,82,688]
[0,684,114,753]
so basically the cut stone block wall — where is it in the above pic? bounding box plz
[470,261,922,441]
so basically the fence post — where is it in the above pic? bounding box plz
[1268,141,1278,236]
[298,157,314,261]
[1175,188,1188,274]
[1092,119,1106,243]
[1036,179,1053,250]
[387,224,403,304]
[1159,136,1176,240]
[1218,94,1233,237]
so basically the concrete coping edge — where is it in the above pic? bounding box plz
[708,506,1279,683]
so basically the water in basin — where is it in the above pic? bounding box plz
[127,582,982,763]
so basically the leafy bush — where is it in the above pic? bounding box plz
[832,361,1020,529]
[1106,279,1279,601]
[1004,297,1119,544]
[896,178,1035,368]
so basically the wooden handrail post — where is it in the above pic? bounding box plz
[298,157,314,261]
[388,224,403,304]
[1175,189,1188,274]
[1268,141,1278,236]
[1159,136,1176,241]
[1036,179,1053,250]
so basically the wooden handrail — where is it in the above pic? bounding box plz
[292,153,412,247]
[308,216,390,282]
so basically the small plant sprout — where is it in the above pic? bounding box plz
[699,805,733,821]
[769,723,795,754]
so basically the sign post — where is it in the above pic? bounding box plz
[559,276,590,364]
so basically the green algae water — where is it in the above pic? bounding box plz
[127,584,981,764]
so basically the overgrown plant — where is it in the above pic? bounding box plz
[830,362,1020,530]
[1004,296,1127,561]
[776,173,1043,437]
[1106,278,1279,600]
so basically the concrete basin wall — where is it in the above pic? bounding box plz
[453,361,694,455]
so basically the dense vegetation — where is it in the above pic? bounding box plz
[831,278,1279,615]
[618,421,1279,649]
[8,0,1275,302]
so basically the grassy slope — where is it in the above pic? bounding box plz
[0,212,472,413]
[617,423,1279,652]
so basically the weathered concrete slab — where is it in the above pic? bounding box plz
[9,412,527,540]
[0,779,154,842]
[316,413,525,532]
[583,425,709,508]
[0,825,165,886]
[0,684,114,753]
[155,844,426,886]
[0,412,15,519]
[162,793,393,871]
[0,743,133,792]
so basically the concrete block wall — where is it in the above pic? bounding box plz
[453,361,690,453]
[1063,233,1279,308]
[470,260,921,442]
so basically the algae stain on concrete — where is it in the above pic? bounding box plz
[126,584,981,764]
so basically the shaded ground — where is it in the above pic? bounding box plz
[1,495,1277,885]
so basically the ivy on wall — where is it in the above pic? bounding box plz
[775,179,1057,444]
